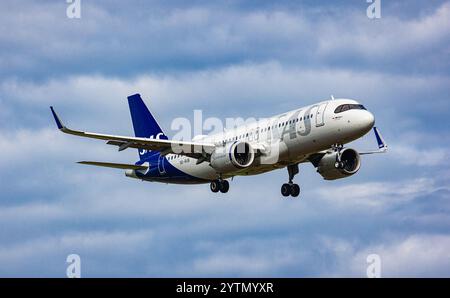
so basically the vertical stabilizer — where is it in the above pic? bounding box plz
[127,94,167,161]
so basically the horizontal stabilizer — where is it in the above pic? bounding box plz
[77,161,148,170]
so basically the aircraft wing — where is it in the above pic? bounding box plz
[359,127,388,155]
[78,161,148,170]
[50,107,215,158]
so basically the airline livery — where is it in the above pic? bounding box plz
[50,94,387,198]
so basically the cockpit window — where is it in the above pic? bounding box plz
[334,104,366,113]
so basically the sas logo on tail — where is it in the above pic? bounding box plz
[139,133,166,155]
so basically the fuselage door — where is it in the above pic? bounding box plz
[315,102,328,127]
[158,154,166,175]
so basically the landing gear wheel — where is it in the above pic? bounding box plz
[282,164,301,198]
[219,180,229,193]
[335,161,344,169]
[290,184,300,197]
[281,184,291,197]
[210,180,220,193]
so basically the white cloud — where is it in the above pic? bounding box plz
[391,145,449,166]
[315,178,439,209]
[317,2,450,59]
[187,237,309,277]
[0,229,153,277]
[349,234,450,277]
[0,127,134,168]
[1,1,449,80]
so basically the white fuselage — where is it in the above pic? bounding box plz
[156,98,375,182]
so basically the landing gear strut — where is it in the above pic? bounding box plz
[210,179,229,193]
[281,163,300,198]
[332,143,345,169]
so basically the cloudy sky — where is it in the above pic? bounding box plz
[0,0,449,277]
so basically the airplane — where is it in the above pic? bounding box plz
[50,93,387,198]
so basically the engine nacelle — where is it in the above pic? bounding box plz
[210,141,255,174]
[317,148,361,180]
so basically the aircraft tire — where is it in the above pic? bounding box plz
[290,184,300,197]
[281,184,291,197]
[219,180,229,193]
[210,181,220,193]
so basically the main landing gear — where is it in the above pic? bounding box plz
[281,163,300,198]
[210,179,230,193]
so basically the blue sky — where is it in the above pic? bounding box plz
[0,0,449,277]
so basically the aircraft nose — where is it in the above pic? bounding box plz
[362,110,375,131]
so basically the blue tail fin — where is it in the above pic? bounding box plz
[127,94,167,161]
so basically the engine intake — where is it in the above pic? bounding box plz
[317,148,361,180]
[210,141,255,173]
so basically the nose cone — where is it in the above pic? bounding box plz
[351,110,375,136]
[360,110,375,132]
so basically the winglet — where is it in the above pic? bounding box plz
[374,127,387,150]
[50,106,65,130]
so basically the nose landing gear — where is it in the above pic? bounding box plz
[281,163,301,198]
[332,143,345,169]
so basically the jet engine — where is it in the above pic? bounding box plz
[317,148,361,180]
[210,141,255,173]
